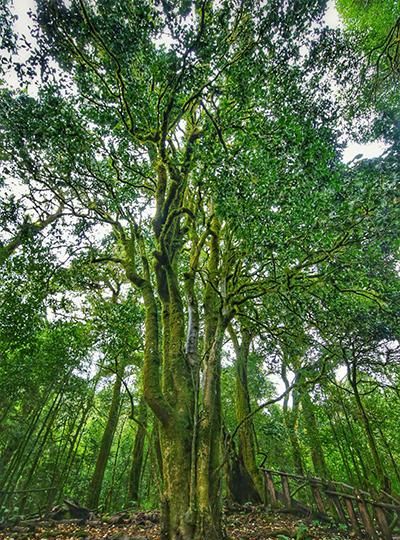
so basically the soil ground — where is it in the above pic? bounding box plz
[0,508,354,540]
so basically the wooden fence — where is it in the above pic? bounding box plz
[261,468,400,540]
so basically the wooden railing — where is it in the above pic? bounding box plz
[261,469,400,540]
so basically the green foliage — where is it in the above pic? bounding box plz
[336,0,400,48]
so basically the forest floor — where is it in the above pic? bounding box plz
[0,507,355,540]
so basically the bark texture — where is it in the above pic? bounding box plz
[229,326,263,501]
[128,397,148,504]
[87,368,123,509]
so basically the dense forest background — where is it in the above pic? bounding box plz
[0,1,399,539]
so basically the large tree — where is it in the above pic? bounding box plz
[1,0,399,538]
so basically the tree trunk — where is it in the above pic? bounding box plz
[128,397,148,504]
[0,386,54,493]
[18,394,64,514]
[229,325,263,501]
[120,157,227,538]
[195,323,225,539]
[376,423,400,486]
[281,366,304,476]
[336,390,370,489]
[86,367,123,509]
[325,404,356,484]
[300,390,328,478]
[224,428,261,504]
[156,278,225,538]
[348,368,387,490]
[0,385,63,511]
[159,425,194,539]
[105,415,127,511]
[47,371,102,510]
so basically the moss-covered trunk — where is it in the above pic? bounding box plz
[193,223,227,538]
[87,368,123,509]
[224,428,261,505]
[128,397,147,504]
[123,275,226,540]
[229,326,263,501]
[132,272,217,538]
[348,368,387,490]
[282,366,304,476]
[300,390,328,478]
[159,423,193,539]
[196,326,225,538]
[119,139,228,539]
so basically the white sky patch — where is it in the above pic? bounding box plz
[153,30,175,50]
[343,140,389,163]
[335,364,347,382]
[324,0,343,30]
[5,0,37,92]
[268,371,293,407]
[13,0,35,34]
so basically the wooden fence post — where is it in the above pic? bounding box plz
[263,471,268,507]
[281,474,292,509]
[373,505,392,540]
[357,499,378,539]
[344,497,360,536]
[259,467,399,540]
[327,492,346,523]
[265,471,277,507]
[310,482,325,514]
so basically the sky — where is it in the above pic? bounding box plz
[325,0,342,29]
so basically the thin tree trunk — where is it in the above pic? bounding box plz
[0,390,51,493]
[45,400,85,510]
[300,389,328,478]
[105,413,126,511]
[18,394,64,513]
[376,423,400,486]
[349,372,387,490]
[229,325,263,501]
[86,367,124,509]
[128,397,148,504]
[325,404,356,484]
[54,375,101,507]
[0,387,63,510]
[337,391,369,489]
[281,366,304,476]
